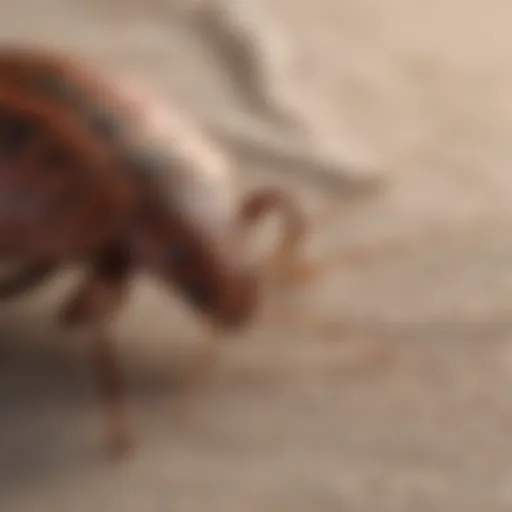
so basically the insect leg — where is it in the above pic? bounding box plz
[60,244,133,457]
[173,325,224,427]
[89,328,131,458]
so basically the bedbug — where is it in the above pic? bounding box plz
[0,45,388,456]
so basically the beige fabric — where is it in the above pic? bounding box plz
[3,1,512,511]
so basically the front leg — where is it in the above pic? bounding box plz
[60,245,131,327]
[60,245,133,457]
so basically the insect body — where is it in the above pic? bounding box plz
[0,45,314,455]
[0,46,307,319]
[0,46,383,456]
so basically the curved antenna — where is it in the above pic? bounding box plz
[237,187,308,297]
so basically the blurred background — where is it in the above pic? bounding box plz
[2,0,512,510]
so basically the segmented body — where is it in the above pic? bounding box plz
[0,45,308,455]
[0,45,244,291]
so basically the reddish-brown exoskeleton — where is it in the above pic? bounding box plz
[0,45,386,456]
